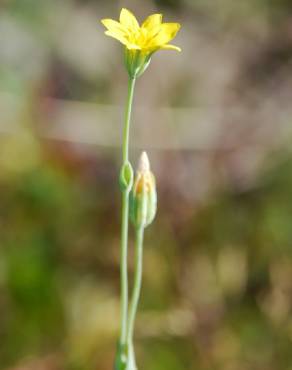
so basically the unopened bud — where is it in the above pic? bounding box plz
[130,152,157,229]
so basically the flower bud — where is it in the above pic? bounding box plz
[125,50,152,79]
[130,152,157,229]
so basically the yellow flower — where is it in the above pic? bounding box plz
[101,8,181,53]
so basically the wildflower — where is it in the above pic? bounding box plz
[101,8,181,77]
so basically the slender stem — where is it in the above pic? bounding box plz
[120,191,129,346]
[123,78,136,163]
[127,226,144,347]
[119,76,136,346]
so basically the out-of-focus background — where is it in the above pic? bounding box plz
[1,0,292,369]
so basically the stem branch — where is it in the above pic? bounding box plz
[127,226,144,347]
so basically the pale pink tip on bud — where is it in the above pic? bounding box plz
[137,151,150,173]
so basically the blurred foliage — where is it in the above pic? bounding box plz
[1,0,292,370]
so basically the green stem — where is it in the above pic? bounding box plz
[119,77,136,346]
[127,226,144,350]
[123,77,136,163]
[120,191,129,347]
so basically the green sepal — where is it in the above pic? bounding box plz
[135,55,151,78]
[119,161,133,193]
[125,49,152,79]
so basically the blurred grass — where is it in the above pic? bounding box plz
[1,0,292,370]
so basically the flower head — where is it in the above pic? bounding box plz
[101,8,181,53]
[101,8,181,77]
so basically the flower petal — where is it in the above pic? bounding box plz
[119,8,139,32]
[101,19,128,35]
[161,44,181,51]
[125,43,141,50]
[153,23,181,45]
[104,30,129,46]
[142,14,162,30]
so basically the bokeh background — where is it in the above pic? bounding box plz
[1,0,292,369]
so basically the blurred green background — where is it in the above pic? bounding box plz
[1,0,292,369]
